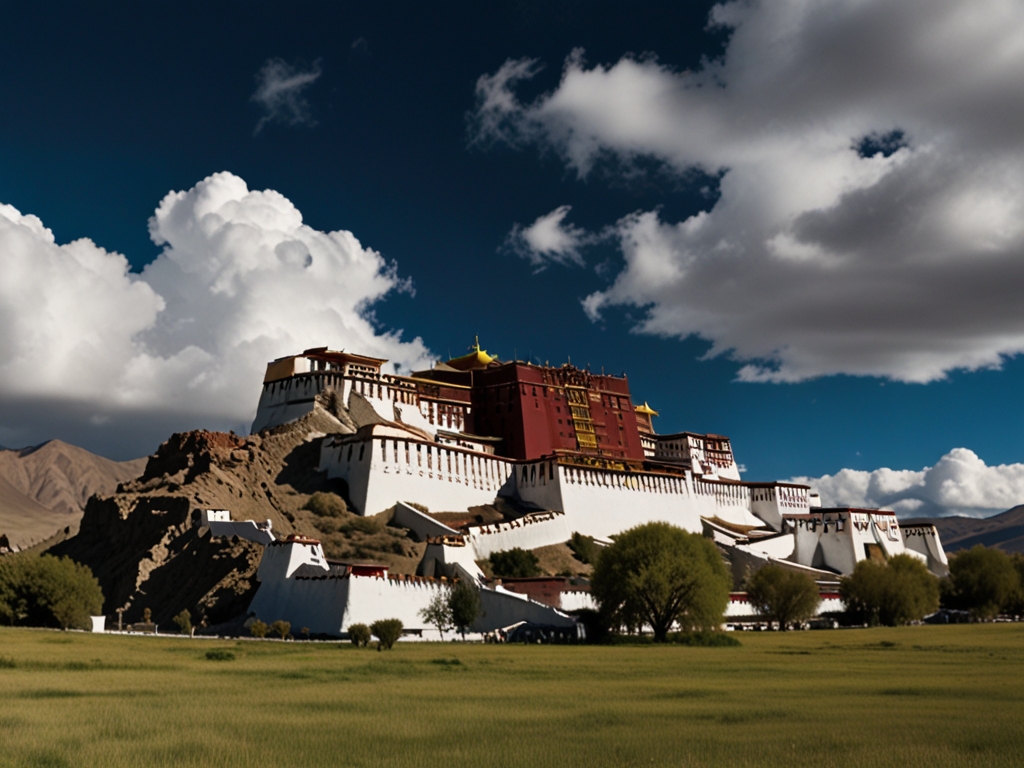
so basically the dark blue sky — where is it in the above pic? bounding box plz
[1,0,1021,484]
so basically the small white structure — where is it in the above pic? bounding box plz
[202,510,275,546]
[90,616,106,633]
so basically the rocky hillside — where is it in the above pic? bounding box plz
[0,441,146,548]
[905,506,1024,554]
[51,407,425,626]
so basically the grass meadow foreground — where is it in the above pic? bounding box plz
[0,624,1022,768]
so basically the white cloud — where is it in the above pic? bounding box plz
[471,0,1024,383]
[792,448,1024,518]
[505,205,593,269]
[252,58,322,134]
[0,172,432,453]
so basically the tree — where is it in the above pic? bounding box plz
[271,620,291,639]
[249,619,269,638]
[448,580,482,639]
[370,618,404,650]
[173,609,192,635]
[0,554,103,630]
[489,548,541,578]
[945,546,1021,619]
[419,590,454,639]
[349,623,372,647]
[568,532,599,565]
[745,565,821,630]
[840,554,940,626]
[591,522,731,642]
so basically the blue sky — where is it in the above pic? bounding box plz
[2,1,1023,516]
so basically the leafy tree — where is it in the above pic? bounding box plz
[271,620,291,639]
[568,532,598,565]
[349,623,372,647]
[591,522,731,642]
[0,554,103,630]
[840,554,940,626]
[249,619,269,638]
[419,590,454,639]
[370,618,404,650]
[489,548,541,578]
[945,546,1021,619]
[745,565,821,630]
[173,609,192,635]
[448,580,482,639]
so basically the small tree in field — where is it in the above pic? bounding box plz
[591,522,731,641]
[745,565,820,630]
[249,619,269,638]
[349,623,371,647]
[370,619,404,650]
[448,580,482,639]
[173,609,192,635]
[419,590,454,639]
[945,546,1021,619]
[841,554,939,626]
[271,620,291,639]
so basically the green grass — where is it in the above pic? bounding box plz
[0,624,1022,767]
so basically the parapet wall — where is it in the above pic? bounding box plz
[320,434,513,515]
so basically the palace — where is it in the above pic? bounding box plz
[223,340,949,638]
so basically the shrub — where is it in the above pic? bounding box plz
[419,591,454,639]
[271,620,291,639]
[370,619,404,650]
[173,609,192,635]
[249,619,269,638]
[945,546,1021,619]
[304,492,348,518]
[567,532,598,565]
[745,565,821,630]
[449,580,482,639]
[841,554,940,626]
[0,554,104,630]
[205,649,235,661]
[349,623,372,647]
[591,522,731,641]
[489,548,541,578]
[340,516,383,535]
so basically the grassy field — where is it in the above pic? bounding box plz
[0,624,1022,768]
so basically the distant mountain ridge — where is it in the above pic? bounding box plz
[904,506,1024,554]
[0,440,147,548]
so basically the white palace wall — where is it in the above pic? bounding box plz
[900,524,950,577]
[789,511,907,575]
[320,433,514,516]
[465,511,571,560]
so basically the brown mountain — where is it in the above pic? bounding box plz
[904,506,1024,554]
[0,440,147,548]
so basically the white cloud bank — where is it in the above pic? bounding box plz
[793,449,1024,518]
[472,0,1024,383]
[0,172,431,454]
[252,58,322,134]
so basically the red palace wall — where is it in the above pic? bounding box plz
[468,363,645,462]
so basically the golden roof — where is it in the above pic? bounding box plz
[635,402,659,417]
[445,336,498,371]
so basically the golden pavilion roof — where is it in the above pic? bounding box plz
[635,402,659,417]
[445,337,498,371]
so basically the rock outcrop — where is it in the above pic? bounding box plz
[49,406,416,626]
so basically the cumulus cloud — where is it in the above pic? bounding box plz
[792,449,1024,518]
[252,58,322,134]
[505,205,594,269]
[0,172,431,456]
[471,0,1024,383]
